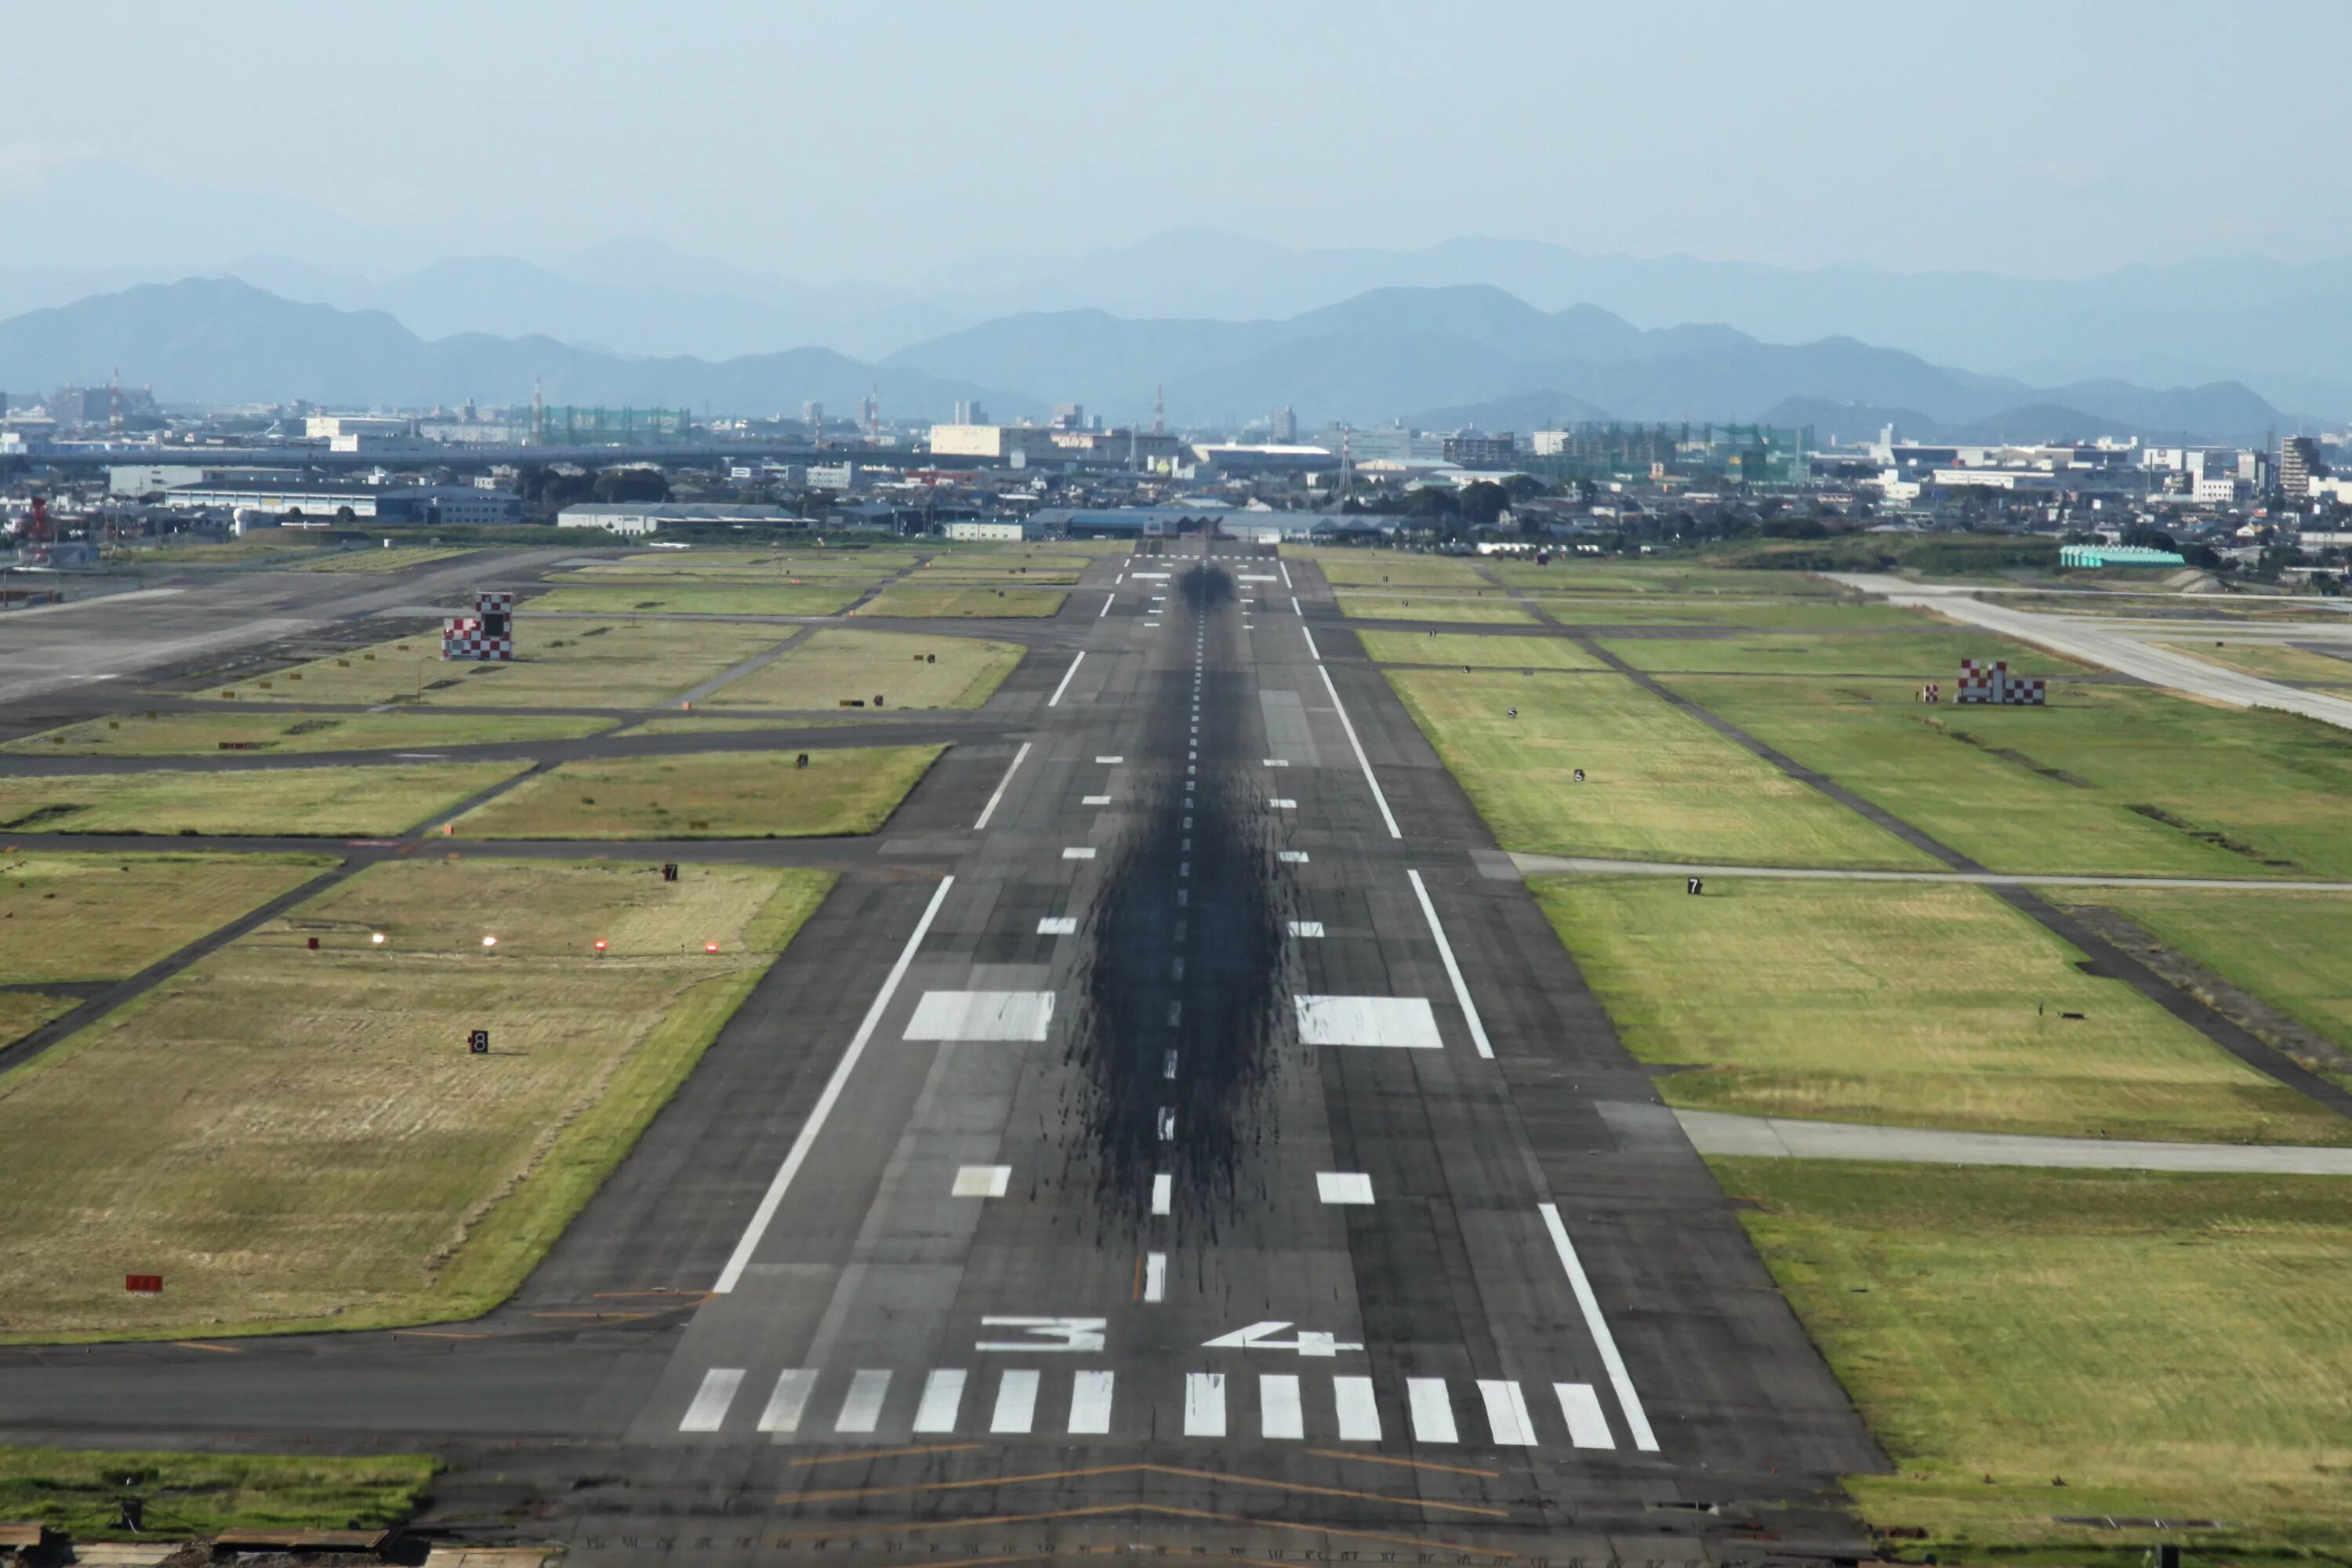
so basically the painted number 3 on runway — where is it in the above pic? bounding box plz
[975,1316,1107,1352]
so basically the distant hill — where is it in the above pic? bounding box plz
[0,278,1022,416]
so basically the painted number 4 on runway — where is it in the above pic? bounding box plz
[1203,1321,1363,1357]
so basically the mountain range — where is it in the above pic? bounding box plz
[0,276,2291,445]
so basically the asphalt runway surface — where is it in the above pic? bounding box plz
[0,542,1881,1566]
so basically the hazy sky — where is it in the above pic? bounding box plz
[9,0,2350,280]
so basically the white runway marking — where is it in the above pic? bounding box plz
[1062,846,1098,860]
[913,1369,967,1432]
[1287,920,1326,938]
[1184,1373,1227,1436]
[1096,755,1123,764]
[1540,1202,1661,1451]
[1279,560,1294,588]
[953,1165,1011,1196]
[1082,794,1111,804]
[1157,1107,1177,1141]
[1295,995,1442,1048]
[1098,593,1114,618]
[715,877,953,1293]
[1262,757,1289,767]
[1037,916,1077,935]
[1152,1173,1173,1214]
[837,1369,891,1432]
[1260,1374,1305,1439]
[1269,797,1295,808]
[1277,850,1309,863]
[1318,662,1399,838]
[680,1367,744,1432]
[1069,1370,1116,1434]
[757,1368,819,1432]
[1479,1380,1538,1446]
[1408,869,1494,1060]
[1047,652,1086,707]
[971,740,1033,831]
[1301,626,1320,659]
[1144,1251,1167,1301]
[1555,1381,1614,1448]
[905,990,1055,1041]
[1406,1377,1457,1443]
[991,1369,1040,1433]
[1292,595,1302,615]
[1316,1172,1374,1204]
[1132,572,1171,579]
[1334,1375,1381,1440]
[1240,574,1278,582]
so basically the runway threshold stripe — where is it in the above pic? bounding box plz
[971,740,1033,831]
[1478,1380,1537,1446]
[1333,1376,1381,1441]
[1406,1377,1457,1443]
[681,1367,745,1432]
[1317,662,1399,838]
[913,1369,967,1432]
[1555,1381,1614,1449]
[1184,1372,1227,1437]
[837,1369,891,1433]
[713,875,955,1293]
[1069,1370,1116,1434]
[992,1369,1040,1433]
[1261,1374,1305,1440]
[1407,869,1494,1059]
[1540,1202,1661,1451]
[759,1368,820,1432]
[1047,651,1086,707]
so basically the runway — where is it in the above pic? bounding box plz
[0,541,1879,1564]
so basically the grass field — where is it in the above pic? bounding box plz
[1336,592,1538,624]
[0,858,830,1340]
[5,711,613,757]
[0,1446,436,1536]
[1479,561,1853,596]
[1722,1159,2352,1560]
[550,548,921,579]
[1597,628,2076,677]
[2152,639,2352,684]
[122,537,335,566]
[1534,597,1935,630]
[706,629,1023,710]
[0,852,331,982]
[1386,669,1930,867]
[2053,886,2352,1062]
[1533,875,2345,1142]
[191,621,784,709]
[528,584,863,616]
[853,586,1066,618]
[0,993,73,1051]
[1673,675,2352,879]
[0,761,526,837]
[1354,631,1604,670]
[452,745,942,839]
[284,546,477,574]
[1304,554,1492,588]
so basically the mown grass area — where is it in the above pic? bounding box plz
[2152,639,2352,684]
[1598,628,2077,677]
[528,584,862,616]
[5,711,613,757]
[549,547,921,580]
[0,858,830,1340]
[1337,591,1538,624]
[1699,532,2061,575]
[1533,874,2344,1142]
[706,629,1023,711]
[854,586,1066,618]
[1483,560,1855,595]
[1534,597,1934,630]
[283,546,478,574]
[2054,886,2352,1064]
[1301,554,1493,588]
[0,761,526,837]
[0,993,73,1051]
[452,745,942,839]
[119,536,337,566]
[1385,669,1930,867]
[0,1445,437,1537]
[1355,630,1604,670]
[0,851,331,982]
[1672,675,2352,879]
[191,621,784,710]
[1722,1159,2352,1563]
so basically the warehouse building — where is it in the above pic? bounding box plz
[557,502,795,536]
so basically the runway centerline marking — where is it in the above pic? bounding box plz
[714,876,954,1293]
[1408,869,1494,1060]
[972,740,1033,831]
[1047,652,1086,707]
[1540,1202,1661,1451]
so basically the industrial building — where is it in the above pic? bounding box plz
[158,480,519,524]
[556,502,794,535]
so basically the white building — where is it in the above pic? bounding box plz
[556,502,794,535]
[928,423,1056,461]
[942,521,1028,542]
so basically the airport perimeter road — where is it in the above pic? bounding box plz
[1828,572,2352,730]
[0,543,1878,1566]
